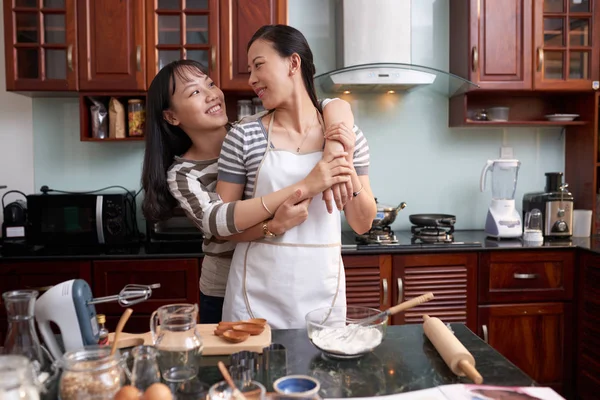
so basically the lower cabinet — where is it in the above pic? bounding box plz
[479,250,574,398]
[92,258,200,332]
[392,253,478,331]
[342,254,392,310]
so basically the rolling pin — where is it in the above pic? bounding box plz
[423,314,483,384]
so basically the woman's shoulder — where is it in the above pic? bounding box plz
[227,114,269,139]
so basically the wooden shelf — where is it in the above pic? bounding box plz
[464,119,587,126]
[80,137,144,142]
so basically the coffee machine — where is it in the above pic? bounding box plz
[522,172,574,239]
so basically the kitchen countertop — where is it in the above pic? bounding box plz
[194,324,535,398]
[0,230,595,261]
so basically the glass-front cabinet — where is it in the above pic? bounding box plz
[534,0,600,89]
[3,0,78,91]
[145,0,219,88]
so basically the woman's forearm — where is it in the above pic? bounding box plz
[344,172,377,234]
[218,221,265,242]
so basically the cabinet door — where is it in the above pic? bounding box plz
[392,253,477,331]
[533,0,600,90]
[577,252,600,399]
[77,0,146,91]
[219,0,287,91]
[471,0,533,89]
[92,259,199,315]
[3,0,78,91]
[0,261,91,336]
[146,0,219,88]
[343,255,392,311]
[479,303,572,396]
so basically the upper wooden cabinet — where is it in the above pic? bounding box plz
[77,0,146,91]
[3,0,78,91]
[219,0,287,91]
[145,0,220,89]
[450,0,600,91]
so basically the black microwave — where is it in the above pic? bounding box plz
[26,193,134,246]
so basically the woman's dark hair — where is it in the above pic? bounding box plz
[248,25,322,113]
[141,59,209,222]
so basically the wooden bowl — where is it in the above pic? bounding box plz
[222,330,250,343]
[245,318,267,327]
[233,323,264,336]
[214,327,228,337]
[218,321,239,329]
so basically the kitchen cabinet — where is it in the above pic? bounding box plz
[3,0,78,91]
[92,259,199,326]
[478,250,574,397]
[145,0,220,89]
[219,0,287,91]
[391,253,478,331]
[450,0,600,91]
[576,251,600,400]
[77,0,146,91]
[343,255,392,311]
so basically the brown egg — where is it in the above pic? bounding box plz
[142,383,173,400]
[114,385,141,400]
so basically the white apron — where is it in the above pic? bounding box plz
[222,112,346,329]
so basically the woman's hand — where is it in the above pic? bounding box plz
[300,151,352,200]
[324,122,356,157]
[322,123,356,212]
[269,189,311,235]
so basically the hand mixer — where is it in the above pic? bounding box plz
[35,279,160,361]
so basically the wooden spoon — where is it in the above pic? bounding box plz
[110,308,133,356]
[222,330,250,343]
[217,361,247,400]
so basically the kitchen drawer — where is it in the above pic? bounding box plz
[479,251,574,303]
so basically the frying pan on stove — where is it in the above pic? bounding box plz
[409,214,456,227]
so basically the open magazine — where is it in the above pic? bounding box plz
[327,384,565,400]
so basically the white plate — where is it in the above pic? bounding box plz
[545,114,580,121]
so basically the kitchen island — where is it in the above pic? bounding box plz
[196,324,536,398]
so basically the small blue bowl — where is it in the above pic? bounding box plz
[273,375,320,398]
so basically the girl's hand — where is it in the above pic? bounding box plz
[301,151,352,200]
[269,189,311,235]
[324,123,355,159]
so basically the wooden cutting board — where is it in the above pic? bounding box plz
[107,324,272,356]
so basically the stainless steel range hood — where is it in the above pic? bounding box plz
[315,0,478,97]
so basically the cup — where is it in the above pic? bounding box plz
[273,375,320,399]
[573,209,593,237]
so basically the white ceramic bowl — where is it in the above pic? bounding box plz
[305,306,387,360]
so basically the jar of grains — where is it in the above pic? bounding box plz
[59,346,126,400]
[128,99,145,136]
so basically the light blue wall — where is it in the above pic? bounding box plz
[32,0,564,231]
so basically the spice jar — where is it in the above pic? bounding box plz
[128,99,145,136]
[59,346,126,400]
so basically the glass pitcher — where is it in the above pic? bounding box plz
[480,159,521,200]
[150,303,203,385]
[2,290,48,374]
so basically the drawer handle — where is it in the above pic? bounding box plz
[482,325,488,343]
[471,46,478,73]
[136,45,142,71]
[397,277,403,304]
[513,273,539,280]
[381,278,388,306]
[67,44,73,71]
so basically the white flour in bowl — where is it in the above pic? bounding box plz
[311,325,383,355]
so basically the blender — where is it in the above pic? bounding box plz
[480,159,522,238]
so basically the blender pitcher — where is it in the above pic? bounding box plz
[150,303,203,385]
[480,159,522,238]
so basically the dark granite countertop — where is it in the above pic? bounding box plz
[195,324,535,398]
[0,230,597,261]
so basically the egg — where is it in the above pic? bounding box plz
[114,385,141,400]
[142,382,173,400]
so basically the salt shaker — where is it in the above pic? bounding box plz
[131,345,160,392]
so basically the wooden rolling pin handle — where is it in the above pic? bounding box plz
[388,292,434,316]
[459,359,483,384]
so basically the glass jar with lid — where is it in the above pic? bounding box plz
[128,99,145,136]
[59,346,126,400]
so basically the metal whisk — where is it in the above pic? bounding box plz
[87,283,161,307]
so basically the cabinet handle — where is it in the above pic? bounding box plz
[381,278,388,306]
[397,277,403,304]
[136,45,142,72]
[471,46,478,73]
[537,47,544,72]
[513,273,539,280]
[211,45,216,73]
[482,325,488,343]
[67,44,73,71]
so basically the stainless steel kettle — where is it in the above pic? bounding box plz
[372,199,407,228]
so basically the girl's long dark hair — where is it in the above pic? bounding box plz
[248,25,322,113]
[141,59,208,222]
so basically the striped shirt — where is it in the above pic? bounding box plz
[218,120,370,199]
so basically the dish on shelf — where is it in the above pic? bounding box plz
[545,114,580,121]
